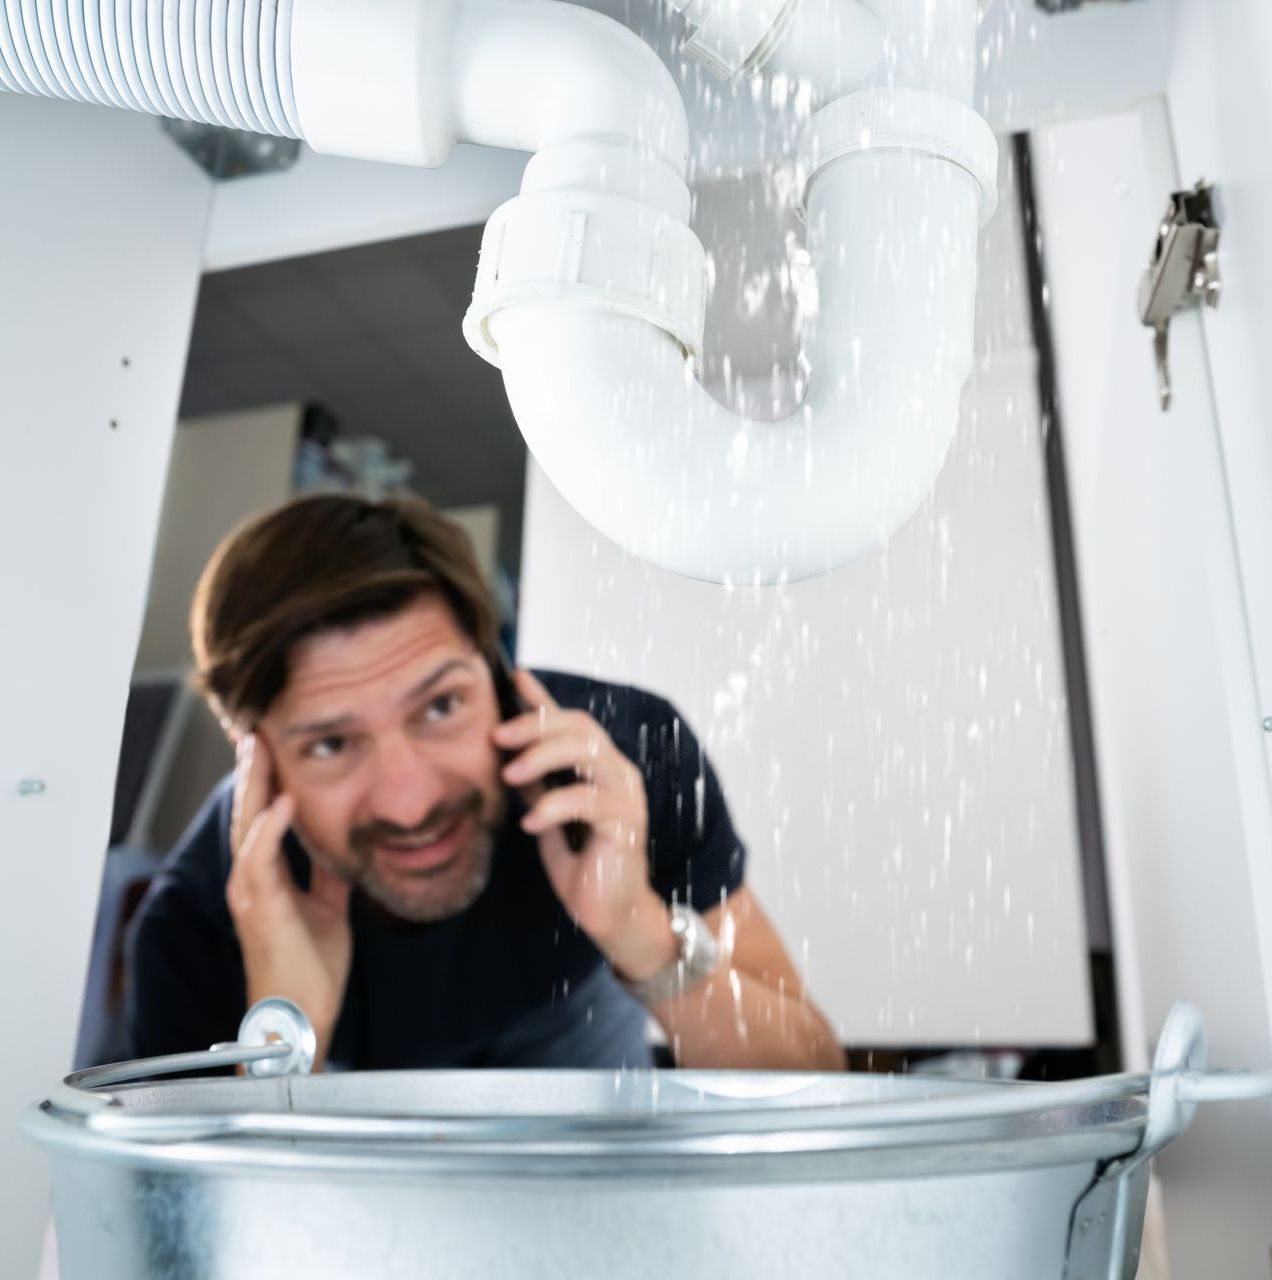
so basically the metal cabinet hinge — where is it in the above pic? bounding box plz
[160,119,301,181]
[1036,1,1148,12]
[1137,179,1222,411]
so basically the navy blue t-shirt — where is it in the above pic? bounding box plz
[122,672,746,1070]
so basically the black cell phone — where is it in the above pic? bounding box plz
[490,649,588,854]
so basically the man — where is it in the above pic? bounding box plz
[124,493,841,1072]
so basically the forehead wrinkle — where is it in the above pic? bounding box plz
[284,619,472,715]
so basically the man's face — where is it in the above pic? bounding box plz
[259,596,507,923]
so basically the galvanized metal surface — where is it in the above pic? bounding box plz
[29,1066,1149,1280]
[44,1151,1112,1279]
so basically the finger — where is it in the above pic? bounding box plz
[535,820,582,886]
[230,733,274,856]
[491,707,558,749]
[492,705,595,751]
[537,819,634,889]
[520,782,600,835]
[502,729,615,788]
[230,793,296,905]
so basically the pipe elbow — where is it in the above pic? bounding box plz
[492,307,963,584]
[278,0,700,170]
[452,0,689,172]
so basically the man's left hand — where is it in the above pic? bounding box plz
[492,670,675,980]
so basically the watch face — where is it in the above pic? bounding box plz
[674,908,715,970]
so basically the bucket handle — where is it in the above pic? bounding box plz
[53,997,315,1118]
[49,999,1272,1148]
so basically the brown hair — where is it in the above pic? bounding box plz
[191,493,497,726]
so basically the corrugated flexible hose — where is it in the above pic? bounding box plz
[0,0,300,137]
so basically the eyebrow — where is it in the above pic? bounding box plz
[280,656,478,741]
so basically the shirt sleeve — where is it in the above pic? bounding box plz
[121,876,246,1062]
[637,697,747,913]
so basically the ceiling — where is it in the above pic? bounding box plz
[179,224,528,571]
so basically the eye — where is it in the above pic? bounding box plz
[303,734,348,761]
[423,691,462,723]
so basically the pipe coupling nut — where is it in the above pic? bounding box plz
[464,190,707,368]
[798,88,999,226]
[671,0,797,78]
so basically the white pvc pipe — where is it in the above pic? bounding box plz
[0,0,299,135]
[289,0,455,167]
[859,0,979,103]
[663,0,978,110]
[451,0,689,173]
[492,148,982,583]
[761,0,887,99]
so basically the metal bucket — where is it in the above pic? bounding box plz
[24,1000,1268,1280]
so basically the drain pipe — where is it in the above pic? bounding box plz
[0,0,996,583]
[670,0,888,95]
[463,0,997,581]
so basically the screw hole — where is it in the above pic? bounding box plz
[109,419,119,430]
[121,356,131,368]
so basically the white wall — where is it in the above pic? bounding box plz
[1167,0,1272,980]
[135,405,302,853]
[518,148,1095,1047]
[137,405,302,671]
[974,0,1177,135]
[1034,100,1272,1280]
[0,97,211,1275]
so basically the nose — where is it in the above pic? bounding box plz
[363,733,446,830]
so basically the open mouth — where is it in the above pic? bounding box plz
[375,814,468,874]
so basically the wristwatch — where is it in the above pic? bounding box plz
[618,903,720,1007]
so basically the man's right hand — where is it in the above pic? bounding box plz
[226,733,352,1069]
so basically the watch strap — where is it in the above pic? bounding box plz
[618,903,720,1007]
